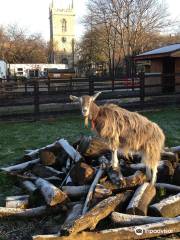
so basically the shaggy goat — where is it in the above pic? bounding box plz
[70,92,165,184]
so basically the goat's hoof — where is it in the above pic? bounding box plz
[108,166,124,185]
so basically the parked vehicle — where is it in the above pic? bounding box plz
[0,60,7,79]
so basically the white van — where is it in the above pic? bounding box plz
[0,60,7,79]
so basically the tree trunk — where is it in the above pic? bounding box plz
[35,178,68,206]
[62,191,132,235]
[150,192,180,217]
[126,183,156,215]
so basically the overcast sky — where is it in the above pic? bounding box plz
[0,0,179,41]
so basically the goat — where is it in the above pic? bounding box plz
[70,92,165,184]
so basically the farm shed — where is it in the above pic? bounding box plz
[135,43,180,94]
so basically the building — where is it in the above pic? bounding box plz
[9,63,68,78]
[49,0,75,67]
[135,43,180,93]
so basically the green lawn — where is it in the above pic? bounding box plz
[0,108,180,239]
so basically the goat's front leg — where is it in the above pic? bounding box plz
[111,149,123,180]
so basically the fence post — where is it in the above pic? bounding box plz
[112,76,115,91]
[89,76,94,95]
[139,71,145,103]
[33,79,39,121]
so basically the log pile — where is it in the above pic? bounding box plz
[0,136,180,240]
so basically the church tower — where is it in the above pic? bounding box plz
[49,0,75,67]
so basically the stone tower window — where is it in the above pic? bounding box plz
[62,19,67,32]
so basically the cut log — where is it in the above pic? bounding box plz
[0,205,62,218]
[6,195,29,209]
[82,164,104,214]
[21,180,38,193]
[32,164,64,178]
[111,212,171,226]
[57,139,82,162]
[94,184,112,199]
[35,178,68,206]
[126,182,156,216]
[150,192,180,217]
[161,151,178,162]
[70,162,95,185]
[62,203,83,230]
[77,136,110,157]
[0,158,40,172]
[62,186,90,198]
[33,216,180,240]
[102,171,147,191]
[155,183,180,193]
[40,150,56,166]
[173,163,180,185]
[62,191,132,235]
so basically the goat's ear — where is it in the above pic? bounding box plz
[92,91,102,101]
[69,95,79,102]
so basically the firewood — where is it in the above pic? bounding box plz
[155,183,180,193]
[0,205,62,218]
[70,162,95,185]
[62,203,83,230]
[102,171,147,191]
[82,163,104,214]
[32,164,64,178]
[21,180,38,193]
[62,191,132,235]
[161,151,178,162]
[33,215,180,240]
[111,212,170,226]
[126,182,156,216]
[35,178,68,206]
[57,139,82,162]
[0,158,40,172]
[62,186,90,198]
[173,163,180,185]
[77,136,110,157]
[150,192,180,217]
[40,150,56,166]
[6,195,29,209]
[94,184,112,199]
[24,142,59,160]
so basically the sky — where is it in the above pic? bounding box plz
[0,0,179,41]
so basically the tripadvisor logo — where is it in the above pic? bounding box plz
[134,227,144,235]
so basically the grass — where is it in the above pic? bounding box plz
[0,108,180,239]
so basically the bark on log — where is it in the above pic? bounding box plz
[70,162,95,185]
[35,178,68,206]
[62,186,90,198]
[82,164,104,214]
[77,136,110,157]
[102,171,147,191]
[21,180,38,193]
[161,151,178,162]
[5,195,29,209]
[155,183,180,193]
[173,163,180,185]
[0,205,62,218]
[32,164,64,178]
[126,182,156,216]
[111,212,170,226]
[40,150,56,166]
[32,216,180,240]
[62,203,83,230]
[57,139,82,162]
[0,159,40,172]
[150,192,180,217]
[62,191,132,235]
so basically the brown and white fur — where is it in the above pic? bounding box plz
[70,92,165,184]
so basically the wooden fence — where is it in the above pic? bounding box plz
[0,73,180,121]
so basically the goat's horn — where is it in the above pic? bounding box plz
[69,95,79,102]
[92,91,102,101]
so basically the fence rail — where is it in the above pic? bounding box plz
[0,73,180,120]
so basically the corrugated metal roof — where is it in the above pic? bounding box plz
[138,43,180,56]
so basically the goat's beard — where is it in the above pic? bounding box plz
[84,116,89,128]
